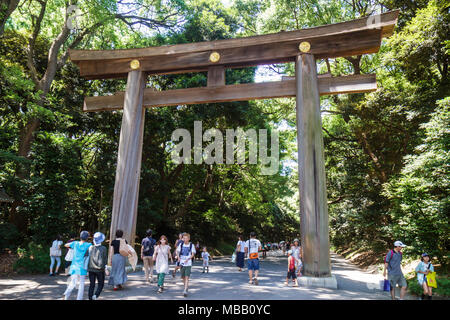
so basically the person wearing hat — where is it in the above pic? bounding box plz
[415,253,434,300]
[63,231,92,300]
[383,241,407,300]
[285,250,299,287]
[87,232,108,300]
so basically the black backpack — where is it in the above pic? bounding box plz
[143,237,155,253]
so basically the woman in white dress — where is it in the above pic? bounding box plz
[153,235,173,293]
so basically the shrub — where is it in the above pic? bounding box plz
[0,223,21,251]
[13,242,52,274]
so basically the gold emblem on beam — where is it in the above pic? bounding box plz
[130,59,140,70]
[299,41,311,53]
[209,52,220,63]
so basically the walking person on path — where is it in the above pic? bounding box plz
[383,240,408,300]
[87,232,108,300]
[108,229,132,291]
[172,233,185,278]
[285,250,299,287]
[49,235,63,276]
[63,231,92,300]
[176,233,196,297]
[244,232,262,285]
[261,242,267,259]
[153,235,173,293]
[195,241,201,261]
[201,247,212,273]
[64,235,75,276]
[235,235,246,272]
[291,239,303,277]
[141,229,157,283]
[415,253,435,300]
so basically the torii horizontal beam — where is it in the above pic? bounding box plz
[69,10,398,79]
[83,74,377,112]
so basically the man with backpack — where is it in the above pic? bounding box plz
[245,232,262,285]
[87,232,108,300]
[383,241,408,300]
[141,229,157,283]
[176,233,196,297]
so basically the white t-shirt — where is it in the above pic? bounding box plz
[236,240,246,253]
[176,243,196,267]
[50,240,63,256]
[245,239,261,258]
[201,252,210,261]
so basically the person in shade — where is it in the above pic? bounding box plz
[63,231,92,300]
[172,232,185,278]
[235,235,246,272]
[49,235,63,276]
[64,235,76,276]
[141,229,157,284]
[87,232,108,300]
[415,253,435,300]
[383,240,408,300]
[108,229,131,291]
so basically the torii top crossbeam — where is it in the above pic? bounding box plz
[69,10,398,80]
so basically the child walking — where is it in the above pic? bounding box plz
[176,233,196,297]
[87,232,108,300]
[415,253,435,300]
[285,250,298,287]
[63,231,92,300]
[201,247,212,273]
[153,235,173,293]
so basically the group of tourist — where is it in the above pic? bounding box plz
[233,233,303,287]
[49,231,435,300]
[48,229,213,299]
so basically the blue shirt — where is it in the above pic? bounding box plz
[415,261,434,284]
[385,250,403,275]
[69,241,92,276]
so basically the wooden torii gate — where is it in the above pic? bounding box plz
[69,10,398,286]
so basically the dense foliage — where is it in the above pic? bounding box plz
[0,0,448,273]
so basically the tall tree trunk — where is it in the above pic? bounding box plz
[0,0,19,36]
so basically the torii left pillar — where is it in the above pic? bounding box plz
[109,70,146,246]
[295,54,337,289]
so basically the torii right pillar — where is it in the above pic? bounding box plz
[295,53,337,289]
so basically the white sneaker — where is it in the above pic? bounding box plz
[183,290,187,297]
[92,295,97,300]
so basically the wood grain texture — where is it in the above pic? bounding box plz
[207,66,225,87]
[295,54,331,277]
[83,74,376,112]
[70,11,398,61]
[109,70,146,247]
[74,29,382,79]
[69,11,398,79]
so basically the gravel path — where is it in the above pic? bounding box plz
[0,251,413,300]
